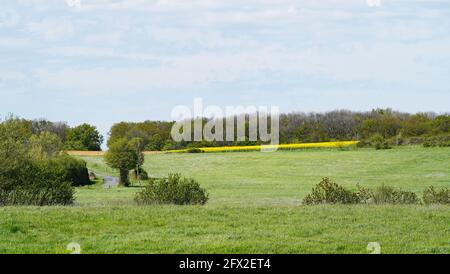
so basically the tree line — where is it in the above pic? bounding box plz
[108,109,450,150]
[4,117,104,151]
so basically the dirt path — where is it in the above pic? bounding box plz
[95,173,119,188]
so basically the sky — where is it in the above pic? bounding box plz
[1,0,450,139]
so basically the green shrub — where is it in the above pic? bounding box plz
[0,159,74,206]
[52,155,90,186]
[303,178,359,205]
[423,135,450,148]
[135,173,209,205]
[423,186,449,205]
[303,179,426,205]
[372,184,420,205]
[355,184,374,204]
[371,134,391,150]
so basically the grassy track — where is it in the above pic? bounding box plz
[0,146,449,254]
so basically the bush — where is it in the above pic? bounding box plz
[303,179,425,205]
[135,174,209,205]
[303,178,359,205]
[52,155,90,186]
[372,185,420,205]
[371,134,391,150]
[423,186,449,205]
[0,159,74,206]
[423,135,450,147]
[355,184,374,204]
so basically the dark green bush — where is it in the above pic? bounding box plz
[52,155,90,186]
[303,178,359,205]
[372,184,420,205]
[0,121,76,206]
[423,186,449,205]
[135,173,209,205]
[0,159,74,206]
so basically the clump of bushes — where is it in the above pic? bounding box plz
[135,173,209,205]
[423,135,450,148]
[357,135,391,150]
[0,158,74,206]
[371,184,420,205]
[371,135,391,150]
[0,117,77,206]
[52,154,91,187]
[303,178,358,205]
[303,178,447,205]
[423,186,449,205]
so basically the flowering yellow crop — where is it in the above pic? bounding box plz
[167,141,359,153]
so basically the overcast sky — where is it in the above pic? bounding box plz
[1,0,450,138]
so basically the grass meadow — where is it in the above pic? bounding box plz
[0,146,449,254]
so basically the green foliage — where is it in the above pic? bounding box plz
[135,174,209,205]
[304,180,422,205]
[108,121,173,150]
[104,138,143,186]
[423,135,450,147]
[422,186,449,205]
[355,184,374,204]
[0,117,75,206]
[52,155,91,187]
[433,115,450,133]
[372,185,420,205]
[361,112,402,139]
[401,113,433,137]
[106,109,449,151]
[29,131,62,160]
[65,123,103,151]
[0,157,74,206]
[30,119,69,142]
[371,134,391,150]
[303,178,359,205]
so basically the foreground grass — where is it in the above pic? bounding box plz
[0,146,449,254]
[1,205,449,254]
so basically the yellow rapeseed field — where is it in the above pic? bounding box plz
[167,141,359,153]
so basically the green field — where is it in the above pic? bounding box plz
[1,147,449,254]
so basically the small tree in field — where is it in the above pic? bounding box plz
[129,137,145,184]
[104,138,142,187]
